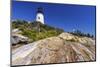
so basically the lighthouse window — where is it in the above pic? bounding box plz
[38,17,40,19]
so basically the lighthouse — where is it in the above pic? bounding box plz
[36,7,44,24]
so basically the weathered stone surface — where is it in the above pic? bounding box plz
[12,29,22,34]
[12,33,95,66]
[12,29,30,45]
[12,34,29,45]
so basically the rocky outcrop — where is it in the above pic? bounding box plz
[12,29,22,34]
[12,33,95,65]
[12,34,30,45]
[12,29,30,45]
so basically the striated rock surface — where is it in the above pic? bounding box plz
[12,29,30,45]
[12,34,29,45]
[12,33,96,66]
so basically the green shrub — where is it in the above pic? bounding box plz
[12,20,64,42]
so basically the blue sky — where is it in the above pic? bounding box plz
[11,1,96,35]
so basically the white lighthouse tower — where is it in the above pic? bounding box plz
[36,7,44,24]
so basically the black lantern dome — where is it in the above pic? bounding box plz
[37,7,44,14]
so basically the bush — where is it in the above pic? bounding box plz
[12,20,64,42]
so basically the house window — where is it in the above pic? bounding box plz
[38,17,40,19]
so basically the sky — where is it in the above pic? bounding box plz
[11,1,96,35]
